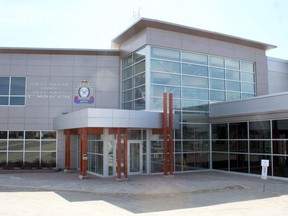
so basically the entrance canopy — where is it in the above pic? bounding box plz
[53,108,166,130]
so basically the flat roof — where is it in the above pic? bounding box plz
[0,47,119,56]
[112,18,277,50]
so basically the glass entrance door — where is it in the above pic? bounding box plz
[129,141,142,174]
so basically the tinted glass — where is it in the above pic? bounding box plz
[249,121,271,139]
[229,122,247,139]
[11,77,26,95]
[0,77,9,95]
[151,47,180,61]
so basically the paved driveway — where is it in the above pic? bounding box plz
[0,170,287,215]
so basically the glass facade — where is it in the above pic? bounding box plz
[120,45,257,174]
[122,47,146,110]
[0,130,57,168]
[212,120,288,178]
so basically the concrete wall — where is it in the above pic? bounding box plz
[268,57,288,94]
[0,53,120,131]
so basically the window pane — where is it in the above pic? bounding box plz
[241,72,254,82]
[226,70,240,80]
[230,140,248,153]
[123,90,132,101]
[9,131,24,139]
[25,141,40,151]
[11,77,26,95]
[212,153,228,170]
[250,140,271,154]
[210,90,225,101]
[151,72,180,85]
[226,81,240,91]
[123,78,132,90]
[273,156,288,177]
[10,97,25,105]
[242,83,255,93]
[182,76,208,88]
[151,60,180,73]
[42,141,56,151]
[182,100,208,111]
[211,79,224,90]
[134,61,145,75]
[134,86,145,99]
[273,120,288,138]
[226,59,239,70]
[212,124,228,139]
[227,92,240,101]
[151,85,180,98]
[8,152,23,166]
[210,67,225,78]
[0,77,9,95]
[182,88,208,100]
[134,73,145,87]
[182,64,208,76]
[182,52,208,65]
[122,55,132,68]
[0,140,7,150]
[41,152,56,167]
[9,140,24,150]
[133,48,145,63]
[241,61,254,72]
[122,67,132,80]
[0,97,8,105]
[25,152,40,165]
[183,124,209,139]
[151,141,163,153]
[230,154,248,173]
[0,152,6,167]
[25,131,41,139]
[210,56,224,67]
[249,121,271,139]
[151,47,180,61]
[229,122,247,139]
[0,131,7,139]
[41,131,57,139]
[212,141,228,152]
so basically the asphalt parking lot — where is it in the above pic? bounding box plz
[0,170,287,216]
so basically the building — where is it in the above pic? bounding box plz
[0,18,288,178]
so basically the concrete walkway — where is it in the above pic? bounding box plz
[0,170,287,215]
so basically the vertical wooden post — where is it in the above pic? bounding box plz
[124,128,128,179]
[117,128,122,179]
[80,128,87,177]
[163,92,168,176]
[169,93,174,175]
[64,130,71,170]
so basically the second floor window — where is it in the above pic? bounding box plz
[0,77,26,106]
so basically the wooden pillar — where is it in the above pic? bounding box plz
[169,93,174,175]
[124,128,128,179]
[80,128,88,177]
[64,130,71,170]
[117,128,122,179]
[163,92,168,176]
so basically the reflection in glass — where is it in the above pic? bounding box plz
[8,140,24,151]
[151,60,180,73]
[182,52,208,65]
[230,153,248,173]
[212,153,228,170]
[151,47,180,61]
[182,64,208,76]
[249,121,271,139]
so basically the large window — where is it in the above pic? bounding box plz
[0,130,57,168]
[0,77,26,106]
[121,47,146,110]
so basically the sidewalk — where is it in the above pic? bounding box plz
[0,170,287,215]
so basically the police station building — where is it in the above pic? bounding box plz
[1,18,288,179]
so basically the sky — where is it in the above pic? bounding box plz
[0,0,287,59]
